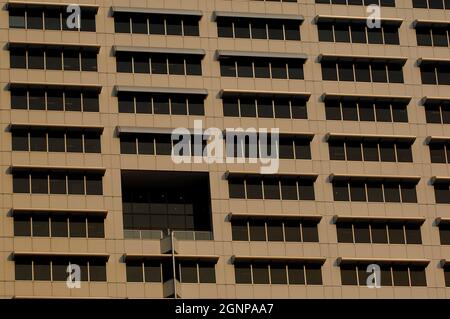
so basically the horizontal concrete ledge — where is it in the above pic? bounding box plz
[216,50,308,60]
[329,174,421,183]
[315,15,402,26]
[430,176,450,184]
[115,85,207,96]
[8,82,102,92]
[325,133,416,143]
[225,171,318,180]
[230,255,326,264]
[12,252,109,260]
[9,123,103,133]
[6,1,98,11]
[111,6,202,17]
[425,136,450,144]
[123,254,219,262]
[8,42,100,52]
[213,11,304,21]
[417,58,450,66]
[332,215,425,224]
[336,257,430,266]
[228,213,321,222]
[322,93,411,103]
[318,54,407,65]
[12,207,107,216]
[10,165,106,174]
[220,89,310,99]
[112,46,205,56]
[422,96,450,105]
[413,19,450,28]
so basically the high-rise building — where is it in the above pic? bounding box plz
[1,0,450,299]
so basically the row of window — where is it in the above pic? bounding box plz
[120,134,205,156]
[316,0,395,6]
[118,92,205,115]
[325,100,409,123]
[10,47,97,71]
[220,57,304,79]
[416,27,450,47]
[116,52,202,76]
[9,7,96,31]
[11,88,99,112]
[228,177,315,200]
[317,22,399,45]
[235,262,323,285]
[222,96,307,119]
[10,46,450,87]
[114,13,200,36]
[12,129,101,153]
[412,0,450,8]
[9,87,450,126]
[14,214,105,238]
[217,17,301,41]
[321,61,404,83]
[336,221,422,244]
[231,219,319,242]
[15,257,106,281]
[332,181,418,203]
[425,104,450,124]
[126,261,215,283]
[340,264,426,286]
[435,184,450,204]
[328,140,413,162]
[13,172,103,195]
[429,142,450,164]
[420,65,450,85]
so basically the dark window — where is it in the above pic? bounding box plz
[68,174,84,195]
[267,221,284,241]
[228,178,245,198]
[235,263,252,284]
[371,223,388,243]
[288,265,305,285]
[14,215,31,236]
[249,221,266,241]
[322,62,337,81]
[89,260,106,281]
[367,182,383,202]
[32,215,49,237]
[49,173,66,194]
[337,223,353,243]
[126,262,143,282]
[246,179,263,199]
[31,173,48,194]
[384,183,400,202]
[252,264,270,284]
[179,262,198,283]
[232,221,248,241]
[305,265,322,285]
[333,182,349,201]
[388,223,405,244]
[13,173,30,193]
[86,175,103,195]
[198,263,216,283]
[51,215,68,237]
[341,265,358,285]
[405,224,422,244]
[10,48,27,68]
[318,24,334,42]
[15,260,32,280]
[284,222,301,242]
[9,8,26,29]
[34,259,51,281]
[354,223,370,243]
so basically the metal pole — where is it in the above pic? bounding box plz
[170,230,177,299]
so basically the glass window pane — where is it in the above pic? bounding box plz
[341,265,358,285]
[183,17,199,36]
[392,106,408,122]
[281,179,297,200]
[400,183,417,203]
[318,24,333,42]
[336,223,353,243]
[405,224,422,244]
[234,19,250,38]
[89,261,106,281]
[371,63,388,82]
[144,262,161,282]
[31,173,48,194]
[179,262,198,283]
[342,102,358,121]
[380,142,396,162]
[271,61,287,79]
[325,101,341,120]
[270,264,287,284]
[346,142,362,161]
[284,222,301,242]
[86,175,103,195]
[384,183,400,202]
[126,262,143,282]
[131,14,147,34]
[333,182,349,201]
[305,265,322,285]
[27,10,43,29]
[47,90,64,110]
[51,215,68,237]
[68,174,84,195]
[32,215,49,237]
[355,63,371,82]
[288,265,305,285]
[232,221,248,241]
[14,215,31,236]
[354,223,370,243]
[334,24,350,42]
[10,48,26,68]
[47,132,65,152]
[63,50,80,71]
[267,221,284,241]
[302,222,319,242]
[149,15,165,34]
[13,173,30,193]
[252,264,270,284]
[66,133,83,152]
[34,259,51,281]
[392,266,409,286]
[249,221,266,241]
[388,223,405,244]
[65,91,82,111]
[350,182,366,202]
[28,49,44,69]
[351,24,366,43]
[198,263,216,283]
[371,223,388,243]
[69,216,86,237]
[49,173,66,194]
[375,103,392,122]
[9,8,26,28]
[367,182,384,202]
[235,263,252,284]
[15,260,32,280]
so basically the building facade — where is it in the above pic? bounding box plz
[0,0,450,298]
